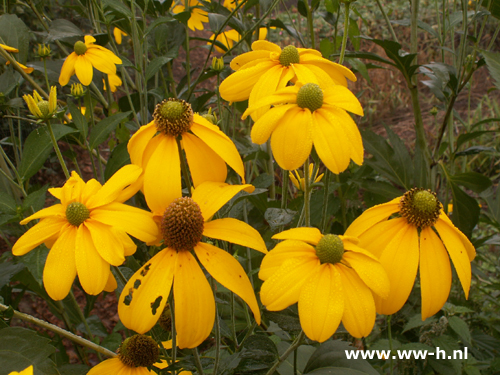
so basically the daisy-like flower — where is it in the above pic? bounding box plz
[12,165,158,300]
[260,227,389,341]
[345,188,476,320]
[290,163,324,192]
[173,0,208,31]
[208,28,268,53]
[23,86,57,121]
[113,27,128,45]
[118,181,267,349]
[8,366,33,375]
[219,40,356,120]
[127,98,246,215]
[104,73,122,92]
[242,82,364,172]
[59,35,122,86]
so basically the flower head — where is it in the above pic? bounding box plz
[242,82,364,172]
[208,28,268,53]
[219,40,356,120]
[172,0,208,31]
[290,163,324,191]
[259,227,389,341]
[119,181,267,348]
[37,43,51,58]
[59,35,122,86]
[70,83,86,98]
[345,188,476,320]
[8,366,33,375]
[128,98,247,215]
[113,27,128,45]
[23,86,57,120]
[12,165,158,300]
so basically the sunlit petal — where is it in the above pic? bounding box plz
[203,218,267,253]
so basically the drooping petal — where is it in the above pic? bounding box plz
[114,228,137,256]
[291,64,320,85]
[143,135,181,214]
[322,86,364,116]
[192,181,254,221]
[84,35,97,45]
[74,55,94,86]
[85,48,118,75]
[59,52,78,86]
[355,217,408,259]
[299,55,356,84]
[259,240,317,280]
[203,218,267,253]
[260,257,320,311]
[337,264,376,338]
[119,248,177,333]
[298,264,343,342]
[250,104,296,145]
[75,225,109,295]
[230,50,272,71]
[13,217,65,256]
[252,40,282,53]
[182,133,227,187]
[85,219,125,266]
[433,220,472,298]
[271,108,313,170]
[419,227,452,320]
[374,224,420,316]
[241,86,298,119]
[19,204,65,225]
[87,44,122,65]
[195,242,261,323]
[43,224,77,300]
[174,251,215,349]
[248,65,287,121]
[190,117,245,182]
[272,227,322,245]
[437,213,476,261]
[104,271,118,292]
[341,238,380,261]
[128,121,157,166]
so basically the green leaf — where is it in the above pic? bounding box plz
[431,335,462,374]
[455,145,496,157]
[57,364,90,375]
[235,335,278,373]
[88,111,131,150]
[448,316,471,344]
[45,19,84,42]
[0,327,57,375]
[403,314,437,333]
[278,344,316,375]
[320,38,334,58]
[104,142,131,181]
[264,308,301,334]
[22,185,48,213]
[0,70,21,97]
[481,50,500,90]
[76,315,108,337]
[347,17,360,51]
[208,13,227,32]
[446,178,480,238]
[101,332,123,352]
[0,14,30,64]
[0,191,17,214]
[19,245,49,285]
[456,130,495,150]
[101,0,133,17]
[391,19,440,39]
[483,0,500,20]
[145,55,175,82]
[264,208,297,231]
[19,125,76,181]
[0,261,25,288]
[449,172,492,193]
[68,101,88,138]
[305,368,370,375]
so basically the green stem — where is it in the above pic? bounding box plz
[267,139,276,200]
[306,0,316,49]
[42,58,50,92]
[192,347,205,375]
[46,121,70,179]
[339,2,350,64]
[303,162,311,227]
[176,137,193,194]
[388,315,394,375]
[375,0,398,42]
[0,303,116,357]
[211,278,221,375]
[104,74,113,112]
[335,174,347,230]
[265,331,305,375]
[230,292,238,347]
[320,170,331,232]
[281,171,289,209]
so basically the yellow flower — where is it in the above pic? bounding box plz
[242,82,364,172]
[223,0,236,10]
[37,43,51,58]
[259,227,389,341]
[1,43,34,73]
[173,0,208,31]
[208,28,268,53]
[345,188,476,320]
[70,82,86,98]
[127,98,247,215]
[59,35,122,86]
[0,43,19,53]
[113,27,128,45]
[8,366,33,375]
[118,181,267,348]
[103,73,122,92]
[23,86,57,120]
[12,165,158,300]
[290,163,324,191]
[219,40,356,120]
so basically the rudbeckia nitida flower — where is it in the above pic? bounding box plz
[12,165,158,300]
[345,188,476,320]
[208,28,268,53]
[127,98,246,215]
[242,82,364,172]
[259,227,389,341]
[172,0,208,31]
[8,366,33,375]
[59,35,122,86]
[219,40,356,120]
[23,86,57,121]
[118,181,267,349]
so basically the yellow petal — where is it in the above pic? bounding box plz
[85,48,118,75]
[260,257,320,311]
[355,217,408,259]
[43,224,77,300]
[81,179,102,204]
[341,237,379,261]
[272,227,322,245]
[195,242,261,323]
[291,64,320,85]
[299,63,335,87]
[74,55,94,86]
[337,264,376,338]
[203,218,267,253]
[119,248,177,333]
[259,240,317,280]
[143,135,181,214]
[49,86,57,114]
[23,94,42,117]
[85,219,126,266]
[182,133,227,187]
[115,173,143,203]
[20,204,65,225]
[128,121,157,166]
[88,44,122,65]
[174,251,215,349]
[59,52,78,86]
[242,86,298,119]
[0,43,19,53]
[323,86,364,116]
[192,181,255,221]
[190,117,245,182]
[104,271,118,292]
[300,54,356,84]
[344,197,401,238]
[437,213,476,261]
[84,35,97,45]
[342,251,390,299]
[434,220,472,298]
[114,27,123,44]
[250,104,295,145]
[230,50,272,71]
[252,40,281,53]
[248,65,287,121]
[13,217,64,256]
[271,108,313,171]
[374,224,419,316]
[114,228,137,256]
[420,227,451,320]
[75,225,109,295]
[298,264,343,342]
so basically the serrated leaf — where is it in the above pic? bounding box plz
[264,208,297,231]
[19,125,76,181]
[0,191,17,214]
[278,344,316,375]
[45,19,83,42]
[432,335,462,374]
[448,316,471,344]
[0,261,25,287]
[68,101,88,138]
[264,309,302,333]
[88,111,131,150]
[403,314,437,333]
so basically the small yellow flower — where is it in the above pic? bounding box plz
[8,366,33,375]
[208,28,268,53]
[211,56,224,71]
[173,0,208,31]
[223,0,236,10]
[113,27,128,45]
[37,43,51,58]
[12,165,158,300]
[345,188,476,320]
[70,83,86,98]
[59,35,122,86]
[260,227,389,341]
[290,163,324,191]
[103,72,122,92]
[23,86,58,120]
